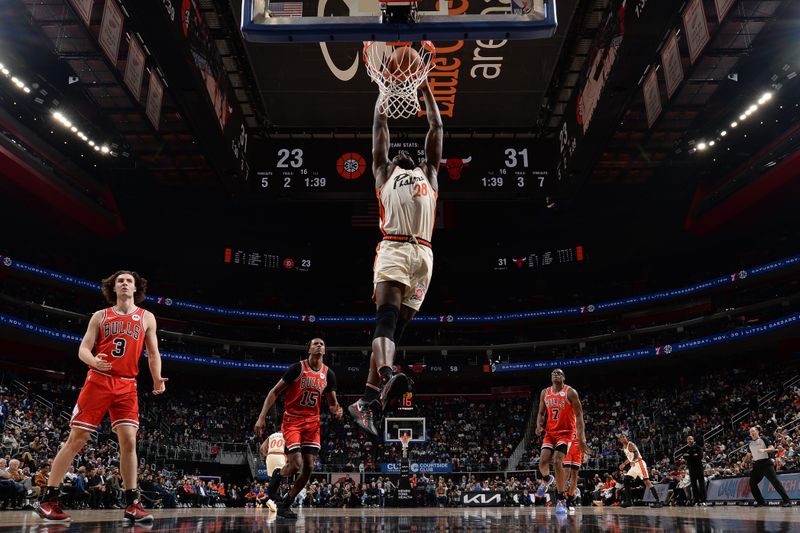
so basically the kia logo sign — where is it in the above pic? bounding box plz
[462,492,503,506]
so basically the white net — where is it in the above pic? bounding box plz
[363,41,436,119]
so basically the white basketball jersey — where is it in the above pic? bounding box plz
[378,166,437,242]
[624,442,640,463]
[265,431,286,475]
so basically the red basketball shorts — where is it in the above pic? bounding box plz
[281,414,321,454]
[564,440,583,467]
[70,370,139,433]
[541,429,574,451]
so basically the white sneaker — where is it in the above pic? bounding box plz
[266,499,277,512]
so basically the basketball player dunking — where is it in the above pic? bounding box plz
[254,338,342,519]
[349,79,443,436]
[535,368,589,514]
[35,270,168,523]
[618,433,663,508]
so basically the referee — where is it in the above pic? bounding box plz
[742,426,792,507]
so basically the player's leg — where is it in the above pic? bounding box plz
[568,466,579,508]
[268,423,301,503]
[278,420,320,519]
[36,374,110,521]
[639,461,661,507]
[349,281,404,435]
[552,444,569,513]
[108,379,152,521]
[378,304,416,408]
[34,427,92,521]
[537,445,554,497]
[116,424,152,521]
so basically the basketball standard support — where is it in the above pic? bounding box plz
[241,0,557,43]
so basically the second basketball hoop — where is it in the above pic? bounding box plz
[363,41,436,119]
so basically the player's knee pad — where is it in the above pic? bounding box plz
[373,304,399,340]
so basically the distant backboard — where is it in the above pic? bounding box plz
[384,417,426,443]
[241,0,557,43]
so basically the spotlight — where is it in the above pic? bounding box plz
[94,145,101,151]
[697,142,708,151]
[23,87,30,93]
[1,68,9,76]
[100,145,110,154]
[720,131,727,136]
[730,122,738,128]
[88,140,95,147]
[70,126,77,132]
[708,141,715,146]
[747,105,757,113]
[758,92,773,103]
[739,114,747,120]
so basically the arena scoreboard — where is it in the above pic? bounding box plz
[248,138,557,201]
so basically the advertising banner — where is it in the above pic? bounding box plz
[707,473,800,501]
[380,463,453,474]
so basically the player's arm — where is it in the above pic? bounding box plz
[420,82,442,191]
[567,388,590,454]
[534,388,547,436]
[78,311,112,371]
[254,379,289,438]
[325,368,343,419]
[372,96,390,187]
[144,311,168,395]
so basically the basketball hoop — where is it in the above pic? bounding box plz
[399,432,412,458]
[363,41,436,119]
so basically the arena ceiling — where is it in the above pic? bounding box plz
[1,0,799,257]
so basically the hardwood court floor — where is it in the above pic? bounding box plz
[2,505,798,531]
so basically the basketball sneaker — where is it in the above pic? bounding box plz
[277,504,298,519]
[651,501,663,508]
[348,399,378,436]
[536,475,553,498]
[33,500,70,521]
[555,499,567,515]
[124,502,154,522]
[266,499,277,512]
[379,372,413,409]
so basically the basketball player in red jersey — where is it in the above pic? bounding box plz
[254,338,343,519]
[349,79,442,436]
[35,271,167,522]
[563,431,583,511]
[535,368,588,512]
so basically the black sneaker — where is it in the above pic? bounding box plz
[620,501,632,508]
[753,502,766,507]
[651,501,663,508]
[781,501,792,508]
[348,399,378,436]
[379,373,413,408]
[277,505,298,519]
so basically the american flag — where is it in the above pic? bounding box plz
[269,1,303,17]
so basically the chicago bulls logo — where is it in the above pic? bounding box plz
[439,156,472,181]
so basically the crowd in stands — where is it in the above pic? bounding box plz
[3,358,800,511]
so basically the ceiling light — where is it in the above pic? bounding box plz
[720,131,727,136]
[88,140,95,147]
[708,141,715,146]
[730,122,738,128]
[70,126,77,132]
[748,105,757,113]
[93,145,101,151]
[100,145,110,154]
[739,114,747,120]
[760,92,773,103]
[697,142,707,151]
[23,87,30,93]
[1,68,9,76]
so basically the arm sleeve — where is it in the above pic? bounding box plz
[281,362,302,384]
[325,368,337,392]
